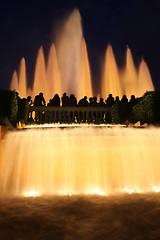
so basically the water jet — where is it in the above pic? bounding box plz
[10,9,154,101]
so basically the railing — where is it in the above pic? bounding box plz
[29,106,110,124]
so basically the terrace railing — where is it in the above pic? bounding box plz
[29,106,110,124]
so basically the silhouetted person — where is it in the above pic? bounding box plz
[89,97,94,106]
[99,98,106,107]
[70,94,77,106]
[115,96,120,102]
[92,96,98,106]
[47,99,52,106]
[121,95,128,103]
[48,94,60,106]
[54,94,60,106]
[78,96,88,106]
[62,93,70,106]
[129,95,137,107]
[34,92,46,106]
[27,96,33,106]
[105,94,114,107]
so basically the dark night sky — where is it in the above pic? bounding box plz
[1,0,160,92]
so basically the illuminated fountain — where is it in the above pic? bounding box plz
[6,8,159,197]
[79,38,92,98]
[10,70,18,94]
[46,43,62,100]
[101,44,123,99]
[10,9,154,102]
[121,46,138,97]
[32,47,48,101]
[138,58,155,97]
[18,58,27,98]
[102,45,154,99]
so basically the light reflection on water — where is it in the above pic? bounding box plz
[0,193,160,239]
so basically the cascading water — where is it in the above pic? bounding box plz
[1,126,160,196]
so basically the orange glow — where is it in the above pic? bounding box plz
[153,186,160,193]
[102,44,122,99]
[55,9,82,97]
[47,43,62,99]
[24,190,40,197]
[10,70,19,92]
[102,45,154,99]
[138,58,154,97]
[85,189,105,195]
[10,9,155,101]
[122,187,142,194]
[122,46,138,98]
[80,38,93,99]
[33,46,48,101]
[58,191,73,196]
[18,58,27,98]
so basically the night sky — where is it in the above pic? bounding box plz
[1,0,160,93]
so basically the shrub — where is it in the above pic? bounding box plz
[132,91,160,124]
[17,98,29,124]
[111,101,131,124]
[0,90,18,126]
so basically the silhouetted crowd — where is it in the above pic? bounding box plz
[28,92,139,108]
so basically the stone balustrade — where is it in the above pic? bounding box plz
[29,106,110,124]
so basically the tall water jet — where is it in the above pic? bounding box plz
[122,46,138,98]
[138,58,154,97]
[56,9,82,99]
[102,44,122,99]
[80,38,92,98]
[18,58,27,98]
[10,70,19,92]
[33,47,48,101]
[46,43,62,100]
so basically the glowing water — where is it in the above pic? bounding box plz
[56,9,82,99]
[18,58,27,98]
[1,126,160,196]
[103,46,154,99]
[10,70,18,92]
[47,43,62,99]
[10,9,154,101]
[138,58,154,97]
[10,58,27,98]
[80,38,92,98]
[122,46,138,97]
[33,47,48,101]
[102,44,122,99]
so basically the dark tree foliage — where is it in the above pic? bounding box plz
[111,101,131,124]
[17,98,29,124]
[0,90,18,126]
[132,91,160,124]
